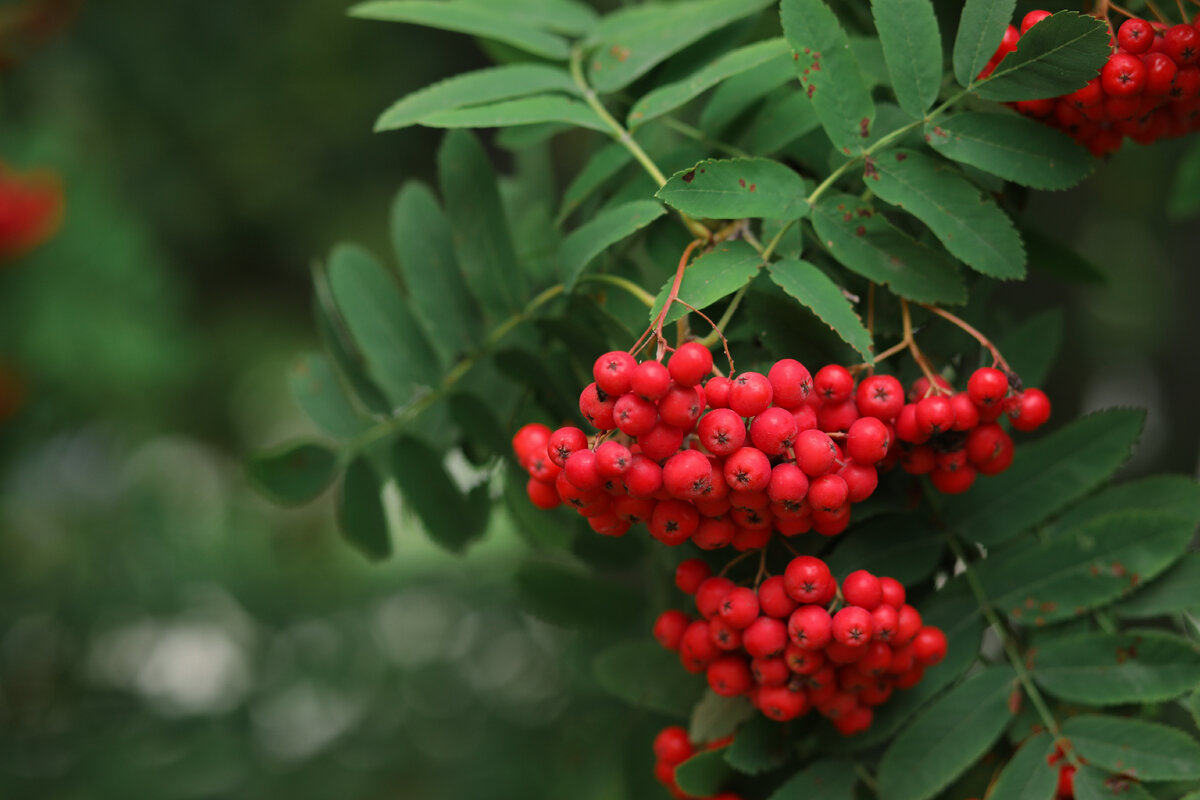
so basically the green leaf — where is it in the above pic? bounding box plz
[375,64,579,131]
[1168,136,1200,220]
[767,758,858,800]
[437,130,526,318]
[1047,475,1200,537]
[941,409,1146,547]
[870,149,1026,279]
[586,0,775,93]
[825,515,944,587]
[348,1,570,60]
[871,0,942,118]
[326,243,440,407]
[559,199,666,290]
[592,641,705,718]
[289,353,365,439]
[810,194,966,305]
[502,462,575,551]
[975,510,1195,626]
[337,456,392,560]
[674,747,733,797]
[1071,766,1156,800]
[780,0,876,154]
[974,12,1111,101]
[988,732,1058,800]
[557,142,633,224]
[453,0,597,36]
[766,258,873,361]
[1032,631,1200,706]
[417,95,608,132]
[656,158,809,220]
[390,181,482,367]
[515,559,642,629]
[700,53,796,133]
[878,666,1017,800]
[996,309,1062,389]
[1118,552,1200,618]
[1189,690,1200,729]
[648,240,762,326]
[1020,221,1105,284]
[313,287,391,416]
[689,690,756,743]
[628,38,789,127]
[389,435,489,552]
[952,0,1017,87]
[926,112,1094,190]
[742,88,821,156]
[724,713,790,775]
[1063,715,1200,781]
[247,442,338,505]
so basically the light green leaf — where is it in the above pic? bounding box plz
[768,758,858,799]
[418,95,608,132]
[743,87,821,156]
[248,442,338,505]
[656,158,808,220]
[628,38,789,127]
[1064,715,1200,781]
[560,199,666,290]
[974,12,1111,101]
[1032,631,1200,706]
[437,130,526,318]
[453,0,597,36]
[327,242,441,407]
[987,732,1058,800]
[724,713,790,775]
[1046,475,1200,537]
[391,181,482,367]
[557,142,633,224]
[870,149,1025,279]
[349,1,570,59]
[689,690,756,743]
[289,353,366,438]
[926,112,1094,190]
[877,666,1017,800]
[825,515,944,587]
[942,409,1146,547]
[996,309,1062,389]
[1119,552,1200,618]
[649,240,762,326]
[337,456,392,561]
[1072,765,1156,800]
[312,287,391,416]
[781,0,876,154]
[767,258,873,361]
[810,193,966,305]
[375,64,578,131]
[700,54,796,133]
[515,559,642,629]
[872,0,942,118]
[952,0,1017,87]
[674,747,733,797]
[593,641,705,718]
[586,0,775,93]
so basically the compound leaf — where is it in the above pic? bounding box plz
[1032,631,1200,705]
[927,112,1094,190]
[872,0,942,118]
[1063,715,1200,781]
[560,199,666,290]
[338,456,392,560]
[952,0,1018,87]
[974,12,1111,101]
[349,1,571,60]
[649,240,762,326]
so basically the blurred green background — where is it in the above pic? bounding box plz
[0,0,1196,797]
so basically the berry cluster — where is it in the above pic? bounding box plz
[653,556,946,735]
[652,727,741,800]
[991,10,1200,156]
[890,367,1050,495]
[0,161,63,262]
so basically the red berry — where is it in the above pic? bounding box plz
[719,587,761,629]
[846,417,890,463]
[681,619,721,669]
[565,449,603,490]
[675,558,712,595]
[749,406,798,456]
[784,556,834,603]
[593,351,637,396]
[512,422,551,463]
[767,462,809,509]
[692,516,736,550]
[708,617,743,651]
[663,450,714,501]
[613,494,655,523]
[794,429,837,476]
[1021,9,1051,34]
[696,408,745,457]
[654,609,691,650]
[879,576,906,608]
[1165,24,1200,66]
[870,604,898,642]
[743,616,788,658]
[695,576,736,618]
[968,368,1009,409]
[1066,77,1103,108]
[784,642,825,674]
[812,503,851,537]
[839,461,878,503]
[758,575,798,618]
[653,726,694,766]
[623,454,663,497]
[704,375,731,408]
[856,374,904,421]
[855,641,894,677]
[894,403,928,444]
[724,446,772,493]
[638,422,685,462]
[841,570,882,610]
[594,440,633,477]
[1145,51,1179,95]
[1016,97,1055,117]
[817,398,860,433]
[1102,53,1147,96]
[631,360,671,400]
[756,684,809,721]
[731,525,771,551]
[767,358,813,408]
[814,364,854,403]
[965,423,1007,463]
[1118,17,1155,54]
[915,395,956,436]
[751,656,790,687]
[887,644,915,675]
[650,499,700,545]
[668,342,713,386]
[729,372,773,417]
[588,512,630,537]
[893,664,924,689]
[895,604,923,645]
[900,444,935,475]
[788,604,833,650]
[911,626,948,666]
[977,435,1014,475]
[950,393,980,431]
[859,677,893,707]
[930,463,977,494]
[1171,64,1200,99]
[832,606,873,645]
[1008,388,1051,431]
[658,385,703,430]
[808,473,848,512]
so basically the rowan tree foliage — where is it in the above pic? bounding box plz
[251,1,1200,798]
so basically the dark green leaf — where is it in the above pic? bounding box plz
[952,0,1017,87]
[557,142,633,224]
[689,690,756,743]
[870,149,1026,279]
[1188,691,1200,729]
[1168,136,1200,220]
[649,240,762,325]
[942,409,1146,547]
[1118,552,1200,618]
[975,510,1195,626]
[390,435,489,553]
[657,157,809,220]
[391,181,482,367]
[780,0,876,154]
[850,35,889,88]
[437,130,526,318]
[628,38,789,127]
[988,732,1058,800]
[454,0,597,37]
[872,0,942,118]
[700,54,796,133]
[877,666,1017,800]
[247,442,338,505]
[975,12,1111,101]
[724,713,790,775]
[348,1,570,60]
[767,258,873,361]
[1020,221,1106,283]
[1071,766,1155,800]
[1063,715,1200,781]
[418,95,608,132]
[375,64,579,131]
[1032,631,1200,705]
[586,0,775,93]
[674,747,733,797]
[742,88,821,156]
[593,641,705,718]
[810,194,966,305]
[313,286,392,416]
[826,515,944,587]
[996,309,1062,389]
[327,243,441,408]
[502,462,576,551]
[289,353,365,439]
[767,758,858,800]
[927,112,1094,190]
[515,559,642,629]
[560,199,666,290]
[1047,475,1200,537]
[337,456,392,560]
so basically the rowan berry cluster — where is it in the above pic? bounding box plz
[890,366,1050,495]
[993,9,1200,155]
[652,727,741,800]
[654,555,946,735]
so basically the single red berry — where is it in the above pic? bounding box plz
[526,471,563,507]
[638,421,685,462]
[846,417,890,464]
[839,461,878,503]
[758,575,798,618]
[911,626,948,666]
[900,444,935,475]
[695,576,736,618]
[613,494,655,523]
[630,360,671,400]
[512,422,551,463]
[1016,97,1055,117]
[1102,53,1147,96]
[564,449,603,491]
[588,513,630,537]
[731,525,770,551]
[813,364,854,403]
[887,643,915,675]
[718,586,761,629]
[788,604,833,650]
[653,726,694,766]
[579,382,617,430]
[1170,64,1200,98]
[1165,24,1200,66]
[728,372,773,417]
[767,358,813,408]
[696,407,745,457]
[838,664,872,693]
[704,375,732,408]
[681,619,721,669]
[1118,17,1155,54]
[855,641,895,677]
[935,448,968,473]
[1145,51,1179,95]
[783,556,834,603]
[675,558,712,595]
[650,499,700,545]
[790,403,818,434]
[751,656,790,687]
[1021,9,1052,34]
[966,367,1008,409]
[612,392,657,437]
[653,609,691,651]
[817,398,860,433]
[756,684,809,721]
[832,705,873,736]
[668,342,713,386]
[965,423,1006,463]
[748,406,798,456]
[909,375,952,402]
[855,374,904,421]
[767,462,809,509]
[1008,388,1051,432]
[893,664,924,689]
[808,473,848,512]
[950,393,980,431]
[859,677,893,707]
[658,385,703,430]
[623,454,663,497]
[743,616,788,658]
[915,395,956,436]
[977,435,1014,475]
[894,403,929,444]
[691,516,735,550]
[832,606,873,645]
[662,450,714,501]
[784,642,825,675]
[794,428,837,476]
[878,576,906,608]
[547,426,588,467]
[1066,77,1104,108]
[594,440,633,477]
[895,604,923,645]
[812,503,851,537]
[723,446,772,493]
[870,604,898,642]
[707,617,743,651]
[841,570,882,610]
[930,463,977,494]
[593,351,637,396]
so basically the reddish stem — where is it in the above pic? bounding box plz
[921,304,1016,377]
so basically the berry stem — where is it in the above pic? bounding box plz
[899,299,946,393]
[717,548,758,578]
[1144,0,1170,22]
[867,282,876,339]
[697,282,749,351]
[636,240,703,360]
[855,764,880,794]
[671,296,735,375]
[1175,0,1189,20]
[651,114,752,159]
[920,304,1015,376]
[754,547,768,588]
